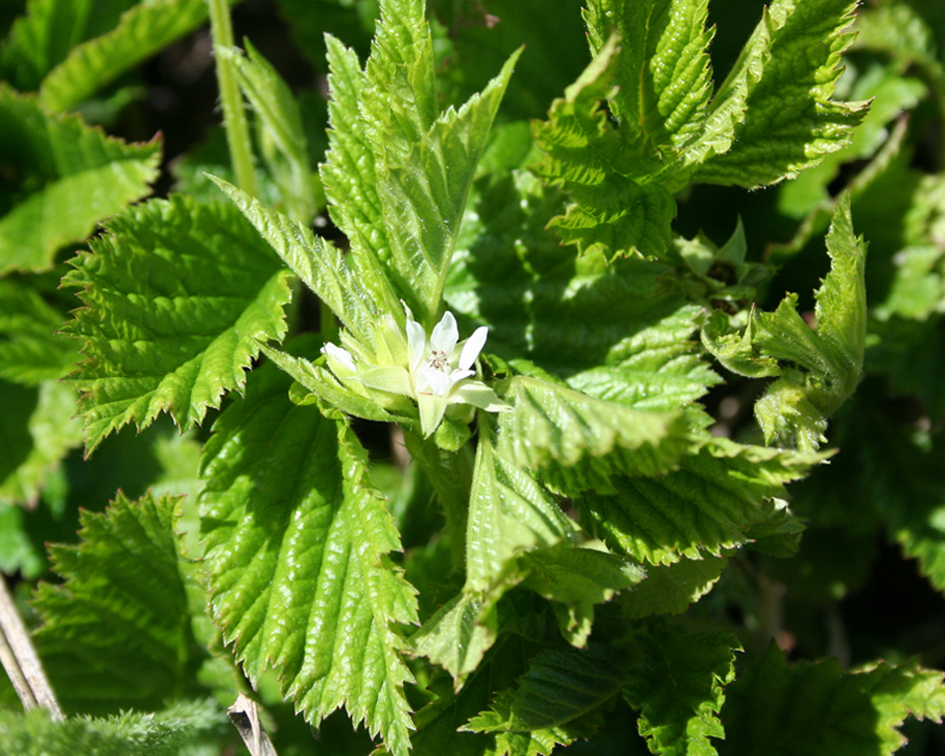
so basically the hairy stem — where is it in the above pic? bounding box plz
[208,0,260,198]
[404,431,473,572]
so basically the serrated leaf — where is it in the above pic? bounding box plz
[465,647,624,734]
[702,196,866,450]
[412,593,497,687]
[0,0,137,91]
[0,379,82,506]
[0,280,78,386]
[465,416,576,596]
[623,624,739,756]
[198,359,418,756]
[583,0,715,164]
[718,645,945,756]
[31,492,214,713]
[575,438,818,566]
[60,194,291,452]
[532,36,676,260]
[320,0,520,326]
[0,699,229,756]
[37,0,215,112]
[497,375,691,495]
[0,85,160,275]
[211,176,397,346]
[692,0,869,188]
[620,554,728,620]
[218,41,316,224]
[446,159,718,414]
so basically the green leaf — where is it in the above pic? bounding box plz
[218,41,316,224]
[465,646,624,733]
[0,85,160,275]
[31,492,215,713]
[575,438,818,566]
[198,359,418,756]
[532,36,676,260]
[60,194,292,453]
[620,554,729,620]
[37,0,216,112]
[497,375,691,495]
[718,645,945,756]
[464,416,576,596]
[623,624,739,756]
[320,0,521,326]
[210,176,398,346]
[583,0,715,165]
[692,0,869,188]
[412,592,498,688]
[0,0,137,91]
[0,280,78,386]
[0,699,229,756]
[0,379,82,506]
[702,196,867,450]
[446,157,719,413]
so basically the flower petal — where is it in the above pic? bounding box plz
[430,311,459,355]
[322,342,356,376]
[458,326,488,371]
[406,319,427,372]
[419,365,452,396]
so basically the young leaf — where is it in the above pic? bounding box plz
[37,0,217,113]
[464,416,576,596]
[61,195,292,453]
[532,37,676,260]
[218,41,316,223]
[497,375,691,494]
[0,280,79,386]
[0,85,160,275]
[211,176,399,346]
[623,624,739,756]
[718,645,945,756]
[0,699,229,756]
[692,0,869,188]
[31,492,217,713]
[320,0,521,326]
[583,0,715,163]
[576,438,818,565]
[0,379,82,506]
[702,196,866,450]
[198,358,418,756]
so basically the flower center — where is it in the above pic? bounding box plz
[425,349,450,372]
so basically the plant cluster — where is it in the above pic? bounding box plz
[2,0,945,754]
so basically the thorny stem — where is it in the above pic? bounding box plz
[208,0,260,199]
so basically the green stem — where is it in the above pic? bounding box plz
[404,431,474,572]
[208,0,260,198]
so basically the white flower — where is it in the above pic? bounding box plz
[321,309,507,436]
